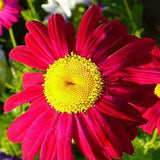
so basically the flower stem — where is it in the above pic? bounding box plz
[27,0,37,17]
[9,28,17,48]
[144,128,158,154]
[122,0,137,31]
[9,28,18,80]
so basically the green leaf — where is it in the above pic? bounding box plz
[0,113,15,133]
[21,9,39,22]
[0,112,22,157]
[0,135,22,157]
[122,135,160,160]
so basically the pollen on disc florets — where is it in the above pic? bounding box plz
[43,53,103,114]
[155,84,160,98]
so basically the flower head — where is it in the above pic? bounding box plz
[0,0,22,36]
[4,5,160,160]
[138,46,160,135]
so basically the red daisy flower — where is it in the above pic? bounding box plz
[4,5,160,160]
[137,46,160,135]
[0,0,22,36]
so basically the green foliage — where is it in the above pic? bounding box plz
[102,0,144,36]
[0,112,22,157]
[21,9,39,22]
[0,135,22,157]
[21,0,40,21]
[122,135,160,160]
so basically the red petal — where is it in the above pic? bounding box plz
[40,129,57,160]
[84,109,124,159]
[81,19,129,60]
[48,14,75,58]
[0,15,12,29]
[144,46,160,68]
[140,100,160,134]
[7,105,46,142]
[151,46,160,58]
[100,113,135,155]
[22,108,56,160]
[107,81,158,107]
[65,23,75,53]
[9,46,48,71]
[113,67,160,84]
[22,72,44,89]
[25,21,56,61]
[29,96,47,110]
[75,5,105,53]
[89,109,134,155]
[3,11,19,22]
[4,85,44,112]
[25,33,54,64]
[92,35,138,64]
[99,38,155,75]
[123,124,138,140]
[56,113,74,160]
[157,116,160,135]
[73,113,109,160]
[96,95,147,125]
[40,113,74,160]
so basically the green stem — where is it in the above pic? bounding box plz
[27,0,37,16]
[144,128,158,154]
[9,28,17,80]
[9,28,17,48]
[123,0,137,30]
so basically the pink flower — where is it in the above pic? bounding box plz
[4,5,160,160]
[138,46,160,135]
[0,0,22,35]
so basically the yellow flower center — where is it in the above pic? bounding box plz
[43,53,103,113]
[155,84,160,98]
[0,0,4,11]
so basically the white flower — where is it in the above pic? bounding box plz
[42,0,92,18]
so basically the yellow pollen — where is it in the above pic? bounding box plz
[43,53,103,113]
[154,84,160,98]
[0,0,4,12]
